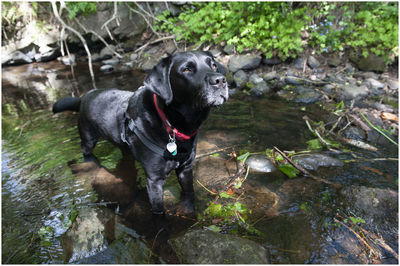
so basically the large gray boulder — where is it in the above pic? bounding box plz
[170,229,269,264]
[228,54,262,73]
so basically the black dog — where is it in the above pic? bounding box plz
[53,51,228,215]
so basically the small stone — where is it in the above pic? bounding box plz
[58,54,76,65]
[386,79,398,90]
[262,71,278,81]
[365,78,385,90]
[293,57,305,70]
[233,70,248,89]
[343,126,366,141]
[284,76,303,85]
[327,57,341,67]
[307,55,320,69]
[223,44,235,55]
[249,73,264,84]
[344,63,355,74]
[245,154,276,173]
[209,49,222,58]
[100,65,113,72]
[130,53,138,61]
[100,45,116,59]
[102,57,120,66]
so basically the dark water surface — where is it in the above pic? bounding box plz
[2,61,398,263]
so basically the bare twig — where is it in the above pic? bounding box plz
[133,34,176,54]
[125,3,160,38]
[73,18,122,58]
[273,146,341,188]
[334,218,377,258]
[101,1,120,41]
[52,1,96,89]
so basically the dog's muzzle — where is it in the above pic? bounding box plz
[204,73,229,106]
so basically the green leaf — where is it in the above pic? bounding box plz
[207,225,221,232]
[211,153,219,157]
[278,164,300,178]
[237,152,250,163]
[307,138,323,150]
[219,191,233,198]
[349,217,366,224]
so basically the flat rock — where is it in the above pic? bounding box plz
[337,84,369,100]
[100,65,114,72]
[102,57,120,66]
[170,229,269,264]
[285,76,303,85]
[365,78,385,91]
[293,57,305,70]
[291,153,343,171]
[228,54,261,73]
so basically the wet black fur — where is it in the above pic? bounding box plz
[53,51,228,215]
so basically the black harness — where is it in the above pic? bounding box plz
[120,91,195,162]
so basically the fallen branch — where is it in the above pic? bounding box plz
[360,112,398,146]
[52,1,96,89]
[334,218,377,259]
[273,146,342,189]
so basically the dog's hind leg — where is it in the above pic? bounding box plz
[78,118,100,163]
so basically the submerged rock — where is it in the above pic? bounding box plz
[245,154,276,173]
[292,153,344,171]
[170,229,269,264]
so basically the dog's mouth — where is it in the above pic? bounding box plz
[202,86,229,107]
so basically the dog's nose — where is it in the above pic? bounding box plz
[208,73,227,87]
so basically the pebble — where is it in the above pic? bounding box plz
[100,65,113,72]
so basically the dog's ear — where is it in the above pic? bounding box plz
[203,50,227,75]
[144,56,173,105]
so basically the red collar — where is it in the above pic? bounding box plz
[153,94,198,141]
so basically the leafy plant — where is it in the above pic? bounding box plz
[65,2,97,19]
[156,2,398,63]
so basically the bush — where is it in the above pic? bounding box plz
[156,2,398,63]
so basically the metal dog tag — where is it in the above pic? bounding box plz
[166,142,177,155]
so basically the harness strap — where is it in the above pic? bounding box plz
[121,113,165,157]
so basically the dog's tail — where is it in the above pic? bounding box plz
[52,96,81,113]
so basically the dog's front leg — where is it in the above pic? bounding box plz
[146,174,166,214]
[176,165,195,214]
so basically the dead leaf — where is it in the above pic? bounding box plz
[212,218,223,224]
[226,188,235,195]
[381,112,398,122]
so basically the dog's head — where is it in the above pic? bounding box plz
[144,51,228,108]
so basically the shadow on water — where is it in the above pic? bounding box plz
[2,61,398,263]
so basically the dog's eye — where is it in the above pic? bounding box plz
[211,63,217,70]
[183,68,192,73]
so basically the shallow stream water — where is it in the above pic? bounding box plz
[2,61,398,263]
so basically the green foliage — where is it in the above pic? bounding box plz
[156,2,310,60]
[307,138,323,150]
[278,164,300,179]
[65,2,97,19]
[308,2,398,62]
[156,2,398,63]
